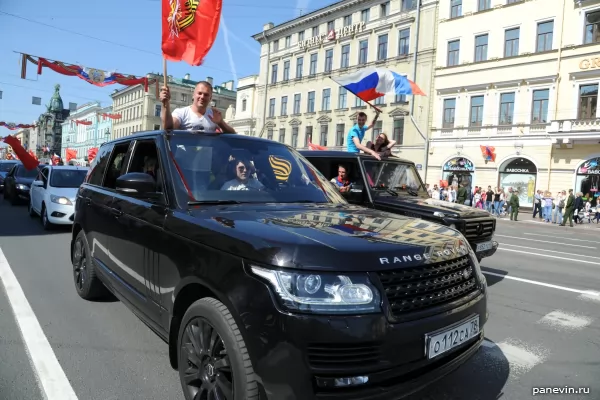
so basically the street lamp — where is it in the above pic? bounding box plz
[104,128,111,142]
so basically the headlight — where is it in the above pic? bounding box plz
[16,184,29,190]
[50,195,72,205]
[250,265,381,314]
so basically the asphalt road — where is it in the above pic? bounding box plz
[0,199,598,400]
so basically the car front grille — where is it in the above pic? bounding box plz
[378,255,479,319]
[307,342,381,369]
[463,219,495,240]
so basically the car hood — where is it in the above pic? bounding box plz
[374,195,491,218]
[168,204,471,271]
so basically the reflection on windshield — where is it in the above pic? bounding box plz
[0,163,17,172]
[362,160,426,194]
[168,135,347,204]
[16,166,39,178]
[50,170,88,188]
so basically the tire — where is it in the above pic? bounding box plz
[177,298,259,400]
[41,206,52,230]
[72,230,107,300]
[28,201,36,218]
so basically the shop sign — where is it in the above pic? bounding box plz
[578,157,600,174]
[443,157,475,172]
[505,168,530,173]
[298,22,366,49]
[579,58,600,70]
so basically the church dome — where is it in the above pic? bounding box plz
[49,84,64,113]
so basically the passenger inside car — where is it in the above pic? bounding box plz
[221,158,265,191]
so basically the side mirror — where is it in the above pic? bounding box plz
[33,180,44,187]
[116,172,158,196]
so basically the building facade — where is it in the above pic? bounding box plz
[36,84,70,158]
[428,0,600,206]
[61,102,113,161]
[250,0,437,165]
[229,75,260,135]
[110,74,236,139]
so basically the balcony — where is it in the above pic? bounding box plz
[548,119,600,133]
[432,123,549,138]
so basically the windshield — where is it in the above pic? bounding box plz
[168,134,346,204]
[0,162,17,172]
[50,169,88,188]
[16,166,39,179]
[362,160,427,195]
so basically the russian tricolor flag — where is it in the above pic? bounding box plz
[331,67,425,103]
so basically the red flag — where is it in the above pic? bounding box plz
[307,139,327,151]
[66,148,77,162]
[88,147,98,164]
[480,145,496,162]
[162,0,223,66]
[28,149,38,161]
[2,135,39,170]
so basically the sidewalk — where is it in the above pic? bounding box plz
[496,213,600,229]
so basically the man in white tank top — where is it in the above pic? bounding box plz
[159,81,236,133]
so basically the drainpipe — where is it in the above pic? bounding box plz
[409,0,428,179]
[547,0,567,190]
[259,31,271,137]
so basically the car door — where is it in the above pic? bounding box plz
[32,167,50,213]
[3,165,17,199]
[108,138,168,325]
[308,156,368,205]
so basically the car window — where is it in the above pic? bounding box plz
[126,139,164,193]
[50,169,88,188]
[168,134,346,204]
[102,142,132,189]
[87,144,113,186]
[0,162,17,172]
[16,166,39,179]
[363,160,427,194]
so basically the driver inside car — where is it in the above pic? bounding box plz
[330,164,352,194]
[221,158,265,191]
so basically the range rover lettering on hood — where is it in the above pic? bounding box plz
[380,244,470,264]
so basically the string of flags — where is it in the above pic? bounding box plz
[0,121,37,130]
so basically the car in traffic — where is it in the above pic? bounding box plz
[28,165,89,229]
[71,131,488,400]
[301,151,498,262]
[0,159,19,192]
[2,162,39,205]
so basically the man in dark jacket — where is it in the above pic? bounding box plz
[509,190,520,221]
[456,183,467,205]
[560,189,575,227]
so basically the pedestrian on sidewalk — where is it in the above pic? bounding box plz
[509,190,520,221]
[573,192,584,224]
[485,186,494,213]
[553,190,565,224]
[542,191,554,222]
[560,189,575,227]
[533,190,543,219]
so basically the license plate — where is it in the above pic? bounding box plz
[476,241,493,252]
[425,316,480,360]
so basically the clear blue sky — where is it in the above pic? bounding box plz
[0,0,334,130]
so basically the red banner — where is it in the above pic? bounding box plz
[88,147,98,164]
[65,148,77,162]
[162,0,223,66]
[2,135,39,170]
[0,121,37,130]
[72,120,93,126]
[307,139,327,151]
[97,113,122,121]
[20,54,156,92]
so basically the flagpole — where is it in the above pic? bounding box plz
[327,76,382,114]
[163,58,168,89]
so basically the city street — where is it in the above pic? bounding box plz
[0,199,598,400]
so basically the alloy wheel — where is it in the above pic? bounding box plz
[180,317,233,400]
[73,239,87,292]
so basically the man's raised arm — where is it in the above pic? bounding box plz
[159,87,180,130]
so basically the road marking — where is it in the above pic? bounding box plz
[482,270,600,296]
[0,247,79,400]
[537,310,593,331]
[495,234,596,249]
[496,247,600,266]
[483,339,548,376]
[500,243,599,260]
[523,233,598,243]
[578,292,600,303]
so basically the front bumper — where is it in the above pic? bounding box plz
[232,272,488,400]
[472,240,499,260]
[46,202,75,225]
[15,186,30,201]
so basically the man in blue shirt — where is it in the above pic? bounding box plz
[346,111,381,160]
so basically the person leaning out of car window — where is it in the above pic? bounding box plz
[159,81,236,133]
[366,132,396,158]
[346,111,381,160]
[221,158,265,191]
[330,164,352,194]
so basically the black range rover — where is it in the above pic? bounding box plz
[71,131,488,400]
[301,151,498,262]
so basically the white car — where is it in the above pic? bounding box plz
[28,165,89,229]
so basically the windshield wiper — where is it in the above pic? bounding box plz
[371,186,398,196]
[188,200,243,206]
[392,186,419,196]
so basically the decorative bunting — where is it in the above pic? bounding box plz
[97,113,122,121]
[0,121,37,130]
[19,53,157,92]
[71,120,93,126]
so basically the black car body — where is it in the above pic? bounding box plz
[2,162,38,205]
[301,151,498,262]
[71,131,488,400]
[0,159,19,192]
